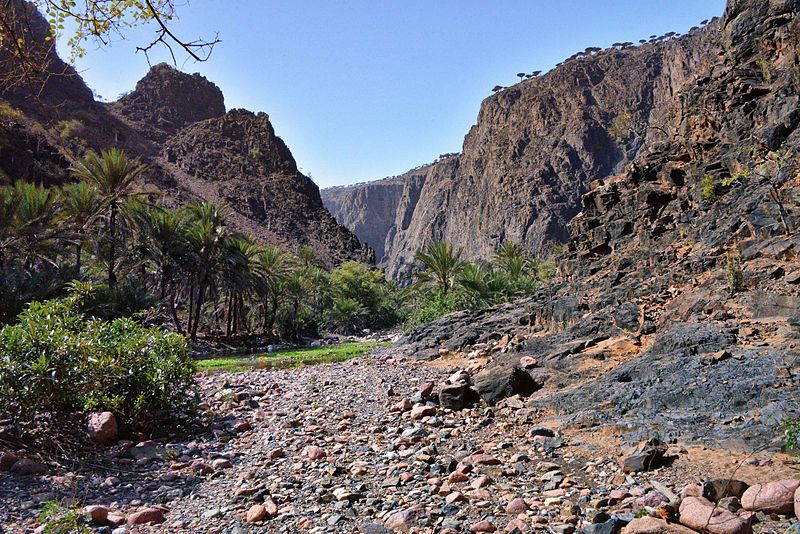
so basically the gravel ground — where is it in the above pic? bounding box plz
[0,345,797,534]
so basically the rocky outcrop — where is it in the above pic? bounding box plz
[112,63,226,142]
[322,166,428,265]
[163,109,374,267]
[0,13,372,268]
[398,0,800,450]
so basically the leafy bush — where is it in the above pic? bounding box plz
[782,417,800,453]
[701,173,720,202]
[404,240,559,330]
[326,261,402,332]
[324,296,366,334]
[0,283,196,427]
[276,304,319,340]
[80,278,159,321]
[37,501,90,534]
[404,291,468,332]
[724,249,744,296]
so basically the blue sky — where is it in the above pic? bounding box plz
[62,0,726,187]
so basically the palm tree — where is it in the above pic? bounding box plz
[253,245,289,337]
[60,181,99,274]
[10,182,58,267]
[132,205,190,333]
[185,201,228,340]
[282,271,309,340]
[219,235,258,336]
[297,245,317,270]
[414,240,464,295]
[71,148,146,287]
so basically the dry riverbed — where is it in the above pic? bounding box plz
[0,344,797,534]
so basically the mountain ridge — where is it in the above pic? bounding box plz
[0,12,374,268]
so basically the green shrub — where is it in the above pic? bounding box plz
[608,111,633,141]
[724,249,744,296]
[323,296,366,334]
[276,304,318,340]
[0,283,196,427]
[701,173,720,202]
[404,291,468,332]
[782,417,800,453]
[326,261,402,332]
[37,501,90,534]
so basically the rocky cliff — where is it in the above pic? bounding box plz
[322,165,429,265]
[401,0,800,450]
[112,63,226,143]
[328,13,727,280]
[0,8,372,268]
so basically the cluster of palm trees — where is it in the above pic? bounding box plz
[411,240,555,308]
[0,148,399,339]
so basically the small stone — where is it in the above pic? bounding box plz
[0,450,18,471]
[506,498,529,514]
[621,438,668,473]
[126,508,165,525]
[506,519,530,533]
[471,520,498,532]
[410,404,436,419]
[463,453,501,466]
[384,507,429,532]
[246,505,266,523]
[212,458,232,470]
[10,458,46,475]
[84,505,109,525]
[302,445,325,460]
[264,498,278,517]
[623,516,697,534]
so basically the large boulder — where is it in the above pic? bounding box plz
[474,365,537,405]
[87,412,118,444]
[621,438,669,473]
[679,496,752,534]
[741,479,800,515]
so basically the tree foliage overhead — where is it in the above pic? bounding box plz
[0,0,219,94]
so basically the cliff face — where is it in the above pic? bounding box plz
[0,9,373,268]
[401,0,800,449]
[322,166,428,264]
[329,17,724,280]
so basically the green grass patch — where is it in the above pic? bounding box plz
[196,341,388,373]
